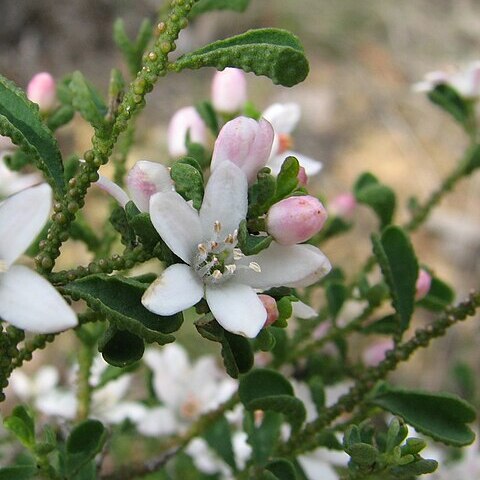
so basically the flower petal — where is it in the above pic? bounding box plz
[200,161,248,239]
[96,175,130,208]
[283,150,323,177]
[149,191,202,264]
[0,183,51,267]
[127,161,174,212]
[0,265,78,333]
[205,282,266,338]
[262,103,301,134]
[136,406,178,436]
[235,242,331,289]
[142,264,203,316]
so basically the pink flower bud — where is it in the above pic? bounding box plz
[363,339,394,366]
[167,106,208,158]
[258,294,279,328]
[297,166,308,187]
[211,68,247,114]
[27,72,56,112]
[415,269,432,301]
[210,116,274,184]
[266,195,328,245]
[329,193,356,219]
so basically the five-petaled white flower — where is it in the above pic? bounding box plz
[141,160,331,338]
[0,184,77,333]
[262,103,323,177]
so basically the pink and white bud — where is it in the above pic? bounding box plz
[258,294,279,328]
[126,161,174,212]
[167,106,208,158]
[363,339,394,366]
[329,192,357,219]
[415,269,432,301]
[266,195,328,245]
[297,166,308,187]
[27,72,57,112]
[211,68,247,114]
[210,116,274,184]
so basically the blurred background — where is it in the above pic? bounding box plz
[1,0,479,398]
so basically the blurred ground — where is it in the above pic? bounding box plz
[1,1,479,404]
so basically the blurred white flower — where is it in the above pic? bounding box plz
[0,157,41,198]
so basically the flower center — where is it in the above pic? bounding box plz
[192,221,261,285]
[278,133,294,154]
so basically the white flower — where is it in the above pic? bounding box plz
[0,157,41,198]
[262,103,323,177]
[142,161,331,338]
[0,184,77,333]
[96,160,174,212]
[136,344,237,436]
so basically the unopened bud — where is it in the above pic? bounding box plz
[167,106,207,158]
[27,72,56,112]
[329,192,356,219]
[259,294,279,328]
[211,68,247,114]
[266,195,328,245]
[210,116,274,183]
[415,269,432,301]
[297,166,308,187]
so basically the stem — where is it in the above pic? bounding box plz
[76,335,94,421]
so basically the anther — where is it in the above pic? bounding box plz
[214,220,222,233]
[233,248,244,260]
[212,270,222,280]
[249,262,261,273]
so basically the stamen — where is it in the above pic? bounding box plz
[224,233,235,244]
[225,264,237,274]
[212,270,223,280]
[233,248,244,260]
[248,262,262,273]
[214,220,222,233]
[197,243,208,255]
[0,259,6,273]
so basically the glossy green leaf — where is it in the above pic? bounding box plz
[369,383,476,446]
[0,74,65,193]
[239,368,293,404]
[47,105,75,131]
[64,274,183,344]
[362,314,399,335]
[275,156,300,201]
[238,220,273,255]
[248,170,276,217]
[427,83,472,125]
[356,182,396,228]
[170,162,204,210]
[255,328,276,352]
[190,0,250,17]
[372,226,418,331]
[173,29,309,87]
[417,276,454,311]
[0,466,36,480]
[99,324,145,367]
[265,459,297,480]
[204,415,236,470]
[196,319,253,378]
[3,406,35,449]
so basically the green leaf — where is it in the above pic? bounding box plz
[99,324,145,367]
[346,442,378,467]
[3,406,35,449]
[0,74,65,193]
[369,383,476,446]
[275,156,300,201]
[0,466,36,480]
[248,169,277,217]
[265,459,297,480]
[315,216,352,242]
[196,319,253,378]
[204,415,236,470]
[47,105,75,131]
[173,28,309,87]
[390,459,438,476]
[69,71,107,129]
[66,420,106,476]
[372,226,418,331]
[274,296,293,328]
[326,282,347,320]
[64,274,183,344]
[308,376,326,414]
[417,276,454,311]
[110,205,136,248]
[362,314,399,335]
[427,84,472,125]
[124,202,163,251]
[170,162,204,210]
[354,172,396,228]
[195,101,219,135]
[463,143,480,175]
[254,328,276,352]
[244,411,282,466]
[238,220,273,255]
[190,0,250,17]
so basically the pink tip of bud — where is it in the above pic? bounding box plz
[27,72,56,112]
[329,192,357,219]
[266,195,328,245]
[415,269,432,301]
[167,106,208,158]
[259,294,279,328]
[211,68,247,114]
[363,339,394,366]
[297,166,308,187]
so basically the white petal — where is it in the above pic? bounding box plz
[0,183,51,267]
[205,282,266,338]
[266,153,284,176]
[297,454,339,480]
[199,161,248,239]
[99,401,148,425]
[235,242,331,289]
[95,176,130,208]
[0,265,78,333]
[127,161,174,212]
[283,150,323,177]
[262,103,301,134]
[136,406,178,437]
[292,300,317,319]
[9,371,33,400]
[35,366,60,393]
[36,389,77,419]
[149,191,202,264]
[142,264,203,316]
